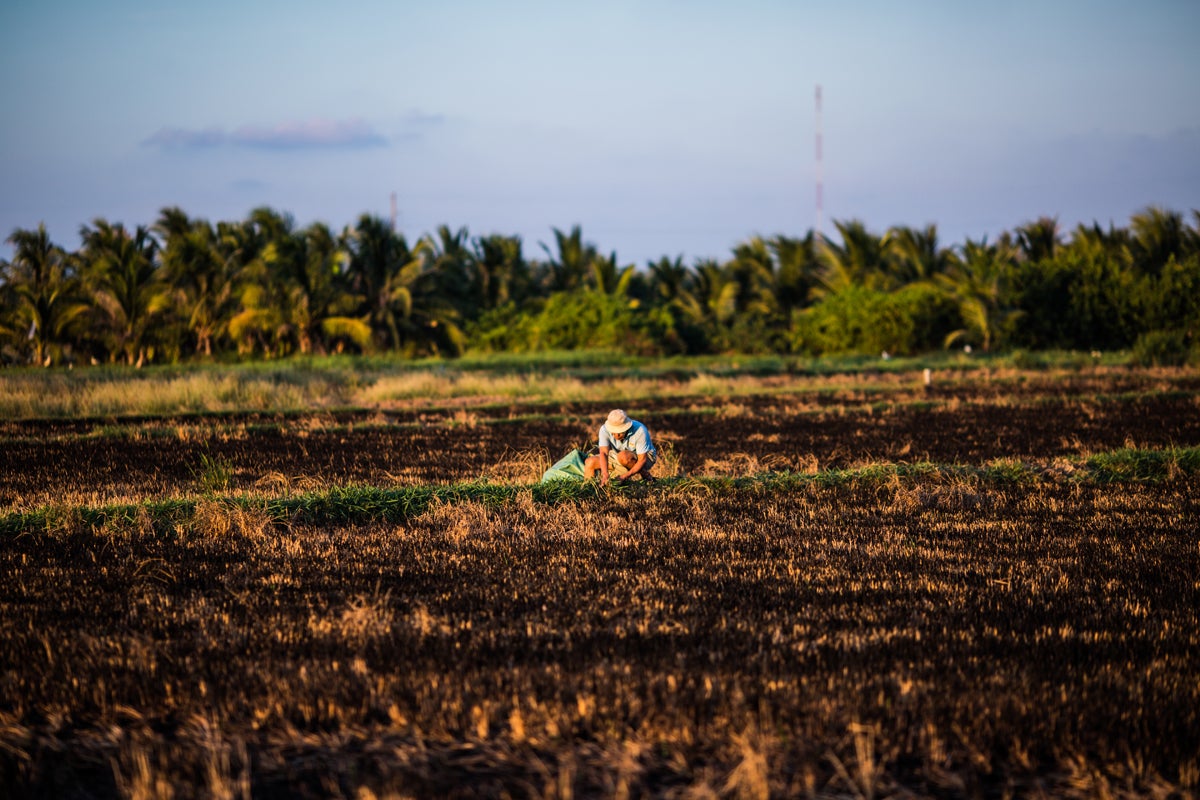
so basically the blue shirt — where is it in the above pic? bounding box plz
[598,420,656,457]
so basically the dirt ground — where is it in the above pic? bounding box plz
[2,373,1198,511]
[3,369,1198,797]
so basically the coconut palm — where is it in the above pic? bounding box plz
[1014,216,1061,263]
[1188,210,1200,255]
[646,254,707,347]
[154,207,244,357]
[345,214,418,350]
[226,208,298,355]
[395,237,468,356]
[727,237,781,320]
[683,257,749,351]
[647,255,690,303]
[1,224,89,365]
[589,251,636,297]
[937,237,1021,352]
[231,216,367,356]
[767,232,821,312]
[537,225,597,294]
[78,219,167,366]
[882,224,957,286]
[814,219,887,296]
[291,222,369,354]
[343,216,466,355]
[421,225,477,318]
[1128,206,1188,276]
[473,233,531,310]
[1067,221,1132,267]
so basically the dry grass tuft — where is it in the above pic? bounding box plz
[826,722,888,800]
[190,501,275,543]
[485,447,553,484]
[340,590,396,643]
[111,741,176,800]
[309,586,395,644]
[723,728,772,800]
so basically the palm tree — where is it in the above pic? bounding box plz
[813,219,888,296]
[1,224,89,365]
[537,225,597,293]
[290,222,369,354]
[1067,221,1132,267]
[344,214,417,350]
[882,224,957,286]
[646,254,706,341]
[154,207,242,357]
[422,225,477,318]
[727,237,781,320]
[1014,216,1061,263]
[473,233,531,310]
[78,219,166,366]
[688,258,741,350]
[231,215,367,356]
[1128,206,1187,276]
[226,208,296,355]
[937,237,1021,352]
[589,251,636,297]
[342,216,467,355]
[647,255,690,303]
[767,232,821,312]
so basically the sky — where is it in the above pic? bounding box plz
[2,0,1198,267]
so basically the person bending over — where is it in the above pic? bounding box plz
[583,409,657,486]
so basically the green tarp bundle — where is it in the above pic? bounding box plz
[541,448,587,482]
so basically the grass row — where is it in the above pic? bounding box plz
[5,446,1196,539]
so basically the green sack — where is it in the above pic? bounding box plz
[541,448,587,483]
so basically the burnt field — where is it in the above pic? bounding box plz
[2,365,1199,798]
[2,369,1199,512]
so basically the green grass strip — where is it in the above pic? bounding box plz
[1084,446,1200,482]
[2,447,1197,538]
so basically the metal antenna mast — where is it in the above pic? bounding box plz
[390,192,398,233]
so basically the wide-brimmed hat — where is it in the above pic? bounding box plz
[604,409,633,434]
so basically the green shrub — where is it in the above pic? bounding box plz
[789,284,958,356]
[1130,329,1199,367]
[467,291,681,355]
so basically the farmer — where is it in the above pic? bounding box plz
[583,409,658,486]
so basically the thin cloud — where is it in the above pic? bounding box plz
[231,118,388,150]
[143,127,227,148]
[400,109,447,127]
[143,118,389,151]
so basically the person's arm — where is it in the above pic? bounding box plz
[598,445,611,485]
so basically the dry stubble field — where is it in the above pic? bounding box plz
[1,363,1198,798]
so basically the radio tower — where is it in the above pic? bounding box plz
[389,191,398,233]
[815,84,823,243]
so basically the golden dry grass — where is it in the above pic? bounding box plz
[2,477,1197,798]
[3,362,1199,796]
[6,361,1194,420]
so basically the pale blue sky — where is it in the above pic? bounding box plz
[2,0,1198,266]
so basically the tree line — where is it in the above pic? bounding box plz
[2,205,1198,367]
